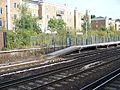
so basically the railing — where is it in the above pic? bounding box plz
[31,35,120,53]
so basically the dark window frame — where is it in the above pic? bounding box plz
[0,8,2,14]
[14,3,17,8]
[0,20,3,27]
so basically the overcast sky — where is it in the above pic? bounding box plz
[47,0,120,19]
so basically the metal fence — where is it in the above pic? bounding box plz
[31,35,120,53]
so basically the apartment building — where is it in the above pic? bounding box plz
[0,0,39,30]
[0,0,21,30]
[0,0,84,32]
[38,0,83,33]
[91,17,116,30]
[115,21,120,31]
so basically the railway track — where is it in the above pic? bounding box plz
[0,47,119,76]
[80,68,120,90]
[0,47,116,75]
[0,47,109,74]
[0,47,120,90]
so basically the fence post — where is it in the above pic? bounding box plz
[81,37,83,45]
[94,36,96,44]
[76,36,78,46]
[90,36,92,44]
[3,32,7,48]
[86,38,88,45]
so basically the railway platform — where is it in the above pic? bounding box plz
[47,41,120,58]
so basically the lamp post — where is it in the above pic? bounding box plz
[6,4,8,31]
[85,10,89,45]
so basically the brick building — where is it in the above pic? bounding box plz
[91,17,116,30]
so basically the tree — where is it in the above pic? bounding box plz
[109,23,115,31]
[48,18,58,32]
[48,18,66,35]
[82,10,91,32]
[14,4,41,33]
[99,26,106,31]
[91,15,96,19]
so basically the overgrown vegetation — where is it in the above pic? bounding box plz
[14,4,41,33]
[6,29,37,49]
[3,4,120,50]
[48,18,66,36]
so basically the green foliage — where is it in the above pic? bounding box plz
[108,24,115,31]
[14,4,41,33]
[6,29,37,49]
[82,14,91,32]
[48,18,58,32]
[99,26,106,31]
[91,15,96,19]
[48,18,66,36]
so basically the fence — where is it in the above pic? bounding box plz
[31,35,120,53]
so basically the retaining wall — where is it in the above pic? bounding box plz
[0,48,43,64]
[0,32,4,50]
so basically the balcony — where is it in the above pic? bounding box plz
[56,10,64,16]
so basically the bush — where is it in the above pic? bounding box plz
[6,29,37,49]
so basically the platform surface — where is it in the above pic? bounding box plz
[47,41,120,58]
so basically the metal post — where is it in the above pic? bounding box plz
[4,4,8,48]
[6,5,8,31]
[76,34,77,45]
[3,32,7,48]
[86,21,87,39]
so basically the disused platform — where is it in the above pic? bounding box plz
[47,41,120,58]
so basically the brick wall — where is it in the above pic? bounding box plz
[91,20,106,30]
[0,32,4,50]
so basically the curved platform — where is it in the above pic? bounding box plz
[47,41,120,58]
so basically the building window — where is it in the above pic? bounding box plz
[0,20,3,27]
[47,15,49,19]
[0,8,2,14]
[14,14,17,19]
[14,3,17,8]
[46,8,48,13]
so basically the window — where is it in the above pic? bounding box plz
[53,16,55,19]
[0,20,2,27]
[0,8,2,14]
[14,3,17,8]
[47,15,49,19]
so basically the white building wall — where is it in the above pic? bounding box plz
[115,21,120,31]
[7,0,11,30]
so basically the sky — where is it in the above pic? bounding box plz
[47,0,120,19]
